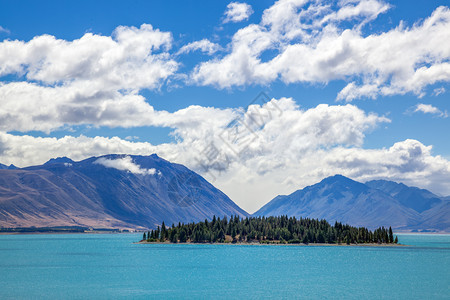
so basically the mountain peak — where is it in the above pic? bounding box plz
[319,174,360,185]
[44,157,75,165]
[0,163,18,170]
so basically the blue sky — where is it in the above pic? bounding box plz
[0,0,449,211]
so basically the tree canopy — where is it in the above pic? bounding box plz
[142,216,398,245]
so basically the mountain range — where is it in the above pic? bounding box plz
[0,155,448,232]
[254,175,449,232]
[0,154,248,230]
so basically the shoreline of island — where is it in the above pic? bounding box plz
[136,240,409,247]
[1,230,448,236]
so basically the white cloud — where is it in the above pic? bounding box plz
[223,2,254,23]
[5,97,382,165]
[191,0,450,100]
[0,75,237,133]
[0,133,158,167]
[319,0,390,25]
[94,156,157,175]
[412,103,448,118]
[0,24,176,88]
[414,104,441,114]
[0,24,178,133]
[177,39,221,55]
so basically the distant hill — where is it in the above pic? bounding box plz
[254,175,449,232]
[0,154,248,230]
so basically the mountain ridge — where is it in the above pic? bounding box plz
[0,154,248,230]
[254,175,448,232]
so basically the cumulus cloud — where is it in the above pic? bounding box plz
[0,24,176,88]
[415,104,441,114]
[94,156,157,175]
[191,0,450,101]
[177,39,221,55]
[0,24,178,133]
[0,98,382,164]
[223,2,254,23]
[412,103,448,118]
[0,77,237,133]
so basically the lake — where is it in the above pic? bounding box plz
[0,233,449,299]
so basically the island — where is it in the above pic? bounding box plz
[139,215,399,245]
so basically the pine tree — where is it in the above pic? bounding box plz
[218,229,225,242]
[156,226,160,240]
[142,232,146,241]
[161,222,166,241]
[231,226,237,239]
[388,226,394,244]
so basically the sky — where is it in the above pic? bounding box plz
[0,0,449,213]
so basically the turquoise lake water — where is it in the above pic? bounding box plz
[0,233,449,299]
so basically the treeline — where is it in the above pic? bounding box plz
[141,215,398,245]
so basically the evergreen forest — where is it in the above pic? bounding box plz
[141,215,398,245]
